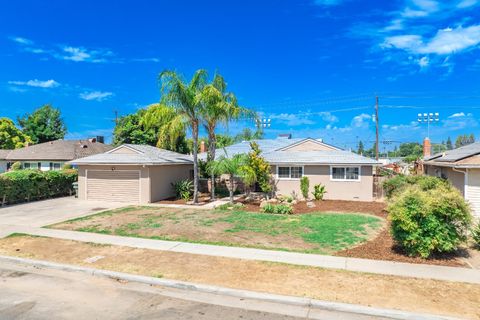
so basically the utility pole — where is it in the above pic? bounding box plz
[375,96,379,160]
[114,110,118,126]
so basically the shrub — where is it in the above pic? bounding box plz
[171,179,193,201]
[261,203,293,214]
[62,163,73,170]
[472,220,480,248]
[11,162,22,171]
[300,176,309,199]
[388,185,472,258]
[312,184,327,200]
[217,202,245,211]
[0,169,78,204]
[383,175,449,198]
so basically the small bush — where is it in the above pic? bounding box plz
[388,185,472,258]
[383,175,449,198]
[171,179,193,201]
[312,184,327,200]
[261,203,293,214]
[62,163,73,170]
[300,176,309,199]
[11,162,22,171]
[217,202,245,211]
[0,169,78,204]
[472,220,480,248]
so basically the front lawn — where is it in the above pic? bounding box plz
[49,206,383,254]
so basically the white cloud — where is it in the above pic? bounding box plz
[457,0,479,8]
[351,113,372,127]
[314,0,344,5]
[449,112,466,118]
[10,36,33,45]
[418,56,429,68]
[270,113,315,126]
[131,57,160,63]
[383,25,480,55]
[79,91,113,101]
[319,112,339,123]
[8,79,60,88]
[60,46,113,63]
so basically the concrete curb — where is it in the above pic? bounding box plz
[0,255,460,320]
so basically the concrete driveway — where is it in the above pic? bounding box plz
[0,197,124,237]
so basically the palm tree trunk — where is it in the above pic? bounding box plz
[229,173,234,203]
[208,126,216,201]
[192,121,199,204]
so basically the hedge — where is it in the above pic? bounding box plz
[0,169,78,205]
[382,174,450,199]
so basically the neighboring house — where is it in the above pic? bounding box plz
[0,150,12,173]
[72,144,193,203]
[201,137,380,201]
[5,139,113,171]
[424,142,480,217]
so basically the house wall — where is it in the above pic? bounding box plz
[78,165,150,203]
[282,140,336,151]
[149,164,192,202]
[0,161,7,173]
[271,165,374,201]
[424,165,465,196]
[16,161,65,171]
[466,169,480,218]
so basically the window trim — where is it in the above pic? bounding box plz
[276,165,304,180]
[330,166,361,182]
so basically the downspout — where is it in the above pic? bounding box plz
[452,167,467,199]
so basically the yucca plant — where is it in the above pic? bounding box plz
[172,179,193,201]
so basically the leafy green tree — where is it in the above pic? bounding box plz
[398,142,423,158]
[141,103,188,153]
[0,118,32,149]
[17,104,67,144]
[245,142,272,196]
[455,134,475,148]
[234,128,263,142]
[198,72,256,200]
[357,141,364,155]
[446,137,453,150]
[159,69,208,203]
[215,134,235,148]
[113,111,158,146]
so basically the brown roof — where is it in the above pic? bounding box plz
[0,150,12,160]
[6,140,113,161]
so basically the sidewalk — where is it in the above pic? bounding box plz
[13,226,480,285]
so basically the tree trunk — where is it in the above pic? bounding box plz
[207,125,216,201]
[192,121,199,204]
[229,173,234,203]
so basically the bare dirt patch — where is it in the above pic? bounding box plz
[1,235,479,320]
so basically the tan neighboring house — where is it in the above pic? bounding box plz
[200,137,380,201]
[72,144,193,203]
[4,139,112,171]
[424,142,480,217]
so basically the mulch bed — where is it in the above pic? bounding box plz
[156,194,213,205]
[239,198,467,267]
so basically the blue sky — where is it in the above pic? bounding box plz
[1,0,480,150]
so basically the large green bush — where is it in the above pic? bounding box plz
[0,169,77,204]
[300,176,309,199]
[383,175,449,198]
[388,185,472,258]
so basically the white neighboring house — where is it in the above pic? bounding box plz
[424,142,480,218]
[0,150,12,173]
[3,139,113,172]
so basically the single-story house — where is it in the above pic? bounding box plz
[72,144,193,203]
[200,137,380,201]
[424,141,480,217]
[3,138,112,171]
[0,150,12,173]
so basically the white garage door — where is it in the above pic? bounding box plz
[467,170,480,218]
[86,170,140,203]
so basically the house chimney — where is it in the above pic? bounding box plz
[423,137,431,158]
[200,140,206,153]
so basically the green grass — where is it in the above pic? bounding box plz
[50,206,383,254]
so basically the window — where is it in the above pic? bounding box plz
[331,167,360,181]
[23,163,31,169]
[277,166,303,179]
[53,163,61,170]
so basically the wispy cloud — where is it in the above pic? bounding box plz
[270,113,315,126]
[10,36,34,45]
[79,91,113,101]
[313,0,345,6]
[8,79,60,88]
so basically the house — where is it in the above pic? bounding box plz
[201,137,380,201]
[71,144,193,203]
[423,140,480,217]
[0,150,12,173]
[4,138,112,171]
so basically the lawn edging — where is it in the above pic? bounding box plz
[0,255,459,320]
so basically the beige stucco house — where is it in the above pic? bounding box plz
[424,142,480,217]
[201,137,379,201]
[72,144,193,203]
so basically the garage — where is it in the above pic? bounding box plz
[72,144,193,204]
[86,170,140,203]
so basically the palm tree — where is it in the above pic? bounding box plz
[208,153,248,203]
[199,73,256,200]
[159,69,208,203]
[140,103,188,153]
